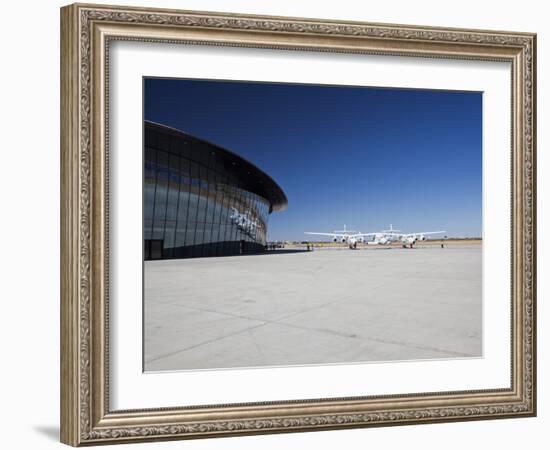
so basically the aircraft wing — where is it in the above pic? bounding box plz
[413,231,446,235]
[386,231,445,238]
[304,231,384,238]
[304,232,345,237]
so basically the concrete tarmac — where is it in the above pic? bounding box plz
[144,246,482,371]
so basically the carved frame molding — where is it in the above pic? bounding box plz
[61,3,536,446]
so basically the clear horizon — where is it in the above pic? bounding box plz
[144,78,482,241]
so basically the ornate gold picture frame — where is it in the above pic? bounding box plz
[60,2,536,446]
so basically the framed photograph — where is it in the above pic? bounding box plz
[60,3,536,446]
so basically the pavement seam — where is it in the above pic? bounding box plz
[145,321,270,365]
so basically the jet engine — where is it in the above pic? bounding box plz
[332,237,338,242]
[341,238,347,243]
[418,235,426,241]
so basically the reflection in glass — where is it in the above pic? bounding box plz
[144,121,287,259]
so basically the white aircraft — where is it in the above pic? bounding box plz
[373,224,401,245]
[304,225,378,249]
[305,224,446,249]
[373,224,446,248]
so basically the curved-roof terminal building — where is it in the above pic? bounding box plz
[144,121,287,260]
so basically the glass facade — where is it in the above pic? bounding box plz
[144,122,287,259]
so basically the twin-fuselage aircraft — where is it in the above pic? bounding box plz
[305,224,446,249]
[304,225,373,249]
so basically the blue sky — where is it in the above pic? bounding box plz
[144,78,482,240]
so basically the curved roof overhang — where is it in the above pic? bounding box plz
[145,121,288,212]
